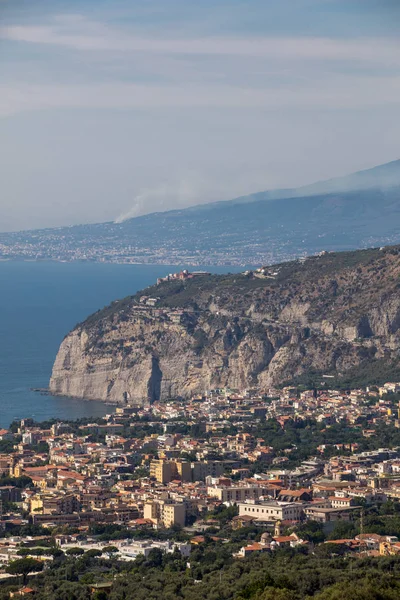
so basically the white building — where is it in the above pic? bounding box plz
[238,501,305,521]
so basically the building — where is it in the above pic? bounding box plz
[304,506,360,529]
[278,489,312,503]
[163,503,185,528]
[207,485,271,504]
[238,501,305,521]
[30,493,80,515]
[173,460,192,483]
[192,461,225,481]
[143,500,186,528]
[329,496,356,509]
[150,459,172,484]
[150,459,191,484]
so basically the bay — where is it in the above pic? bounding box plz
[0,261,244,428]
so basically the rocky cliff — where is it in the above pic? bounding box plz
[50,246,400,404]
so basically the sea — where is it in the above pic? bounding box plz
[0,261,245,428]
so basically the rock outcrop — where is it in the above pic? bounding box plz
[50,245,400,404]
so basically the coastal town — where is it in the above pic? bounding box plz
[0,225,303,267]
[2,381,400,594]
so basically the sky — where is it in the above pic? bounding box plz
[0,0,399,231]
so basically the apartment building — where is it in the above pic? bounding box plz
[143,499,186,528]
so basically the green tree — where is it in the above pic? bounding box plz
[101,545,119,559]
[315,580,400,600]
[258,589,298,600]
[314,542,348,558]
[85,549,102,558]
[6,557,43,584]
[327,519,357,540]
[145,548,163,568]
[66,547,85,556]
[93,592,108,600]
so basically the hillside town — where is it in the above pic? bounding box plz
[1,381,400,589]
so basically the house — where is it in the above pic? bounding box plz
[231,515,257,529]
[9,588,35,598]
[278,489,312,503]
[304,506,360,530]
[0,429,13,442]
[89,582,113,596]
[237,541,270,557]
[329,496,356,509]
[272,534,302,548]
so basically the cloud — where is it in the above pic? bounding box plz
[1,18,400,66]
[0,13,399,119]
[0,73,399,118]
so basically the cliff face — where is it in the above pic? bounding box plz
[50,246,400,404]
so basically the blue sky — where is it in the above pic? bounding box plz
[0,0,399,230]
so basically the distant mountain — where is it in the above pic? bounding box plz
[1,160,400,265]
[190,158,400,210]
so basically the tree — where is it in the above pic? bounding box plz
[258,589,298,600]
[327,519,357,540]
[314,580,400,600]
[101,545,119,559]
[145,548,163,568]
[314,542,348,558]
[66,547,85,556]
[6,557,43,584]
[93,592,108,600]
[85,549,102,558]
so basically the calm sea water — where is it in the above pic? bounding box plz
[0,261,244,428]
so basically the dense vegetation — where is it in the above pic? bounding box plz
[81,245,400,326]
[3,544,400,599]
[289,360,400,390]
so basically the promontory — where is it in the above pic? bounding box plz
[50,245,400,405]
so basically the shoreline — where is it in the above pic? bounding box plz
[31,387,120,407]
[0,258,256,268]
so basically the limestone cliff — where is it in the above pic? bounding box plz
[50,246,400,404]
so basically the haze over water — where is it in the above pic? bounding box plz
[0,261,242,428]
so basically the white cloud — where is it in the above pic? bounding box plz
[1,14,399,118]
[0,73,399,118]
[1,18,400,66]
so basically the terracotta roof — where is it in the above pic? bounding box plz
[279,489,311,497]
[243,542,265,551]
[132,518,153,525]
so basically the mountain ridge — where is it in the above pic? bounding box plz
[1,160,400,266]
[176,158,400,214]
